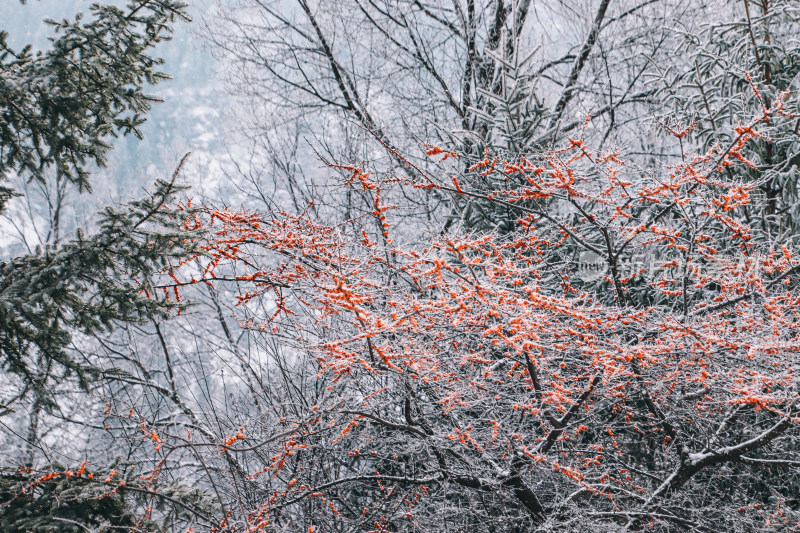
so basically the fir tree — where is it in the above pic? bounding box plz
[0,1,193,416]
[0,2,207,530]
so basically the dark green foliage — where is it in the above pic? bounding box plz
[0,4,208,529]
[0,464,214,532]
[0,466,153,533]
[0,0,189,211]
[0,169,199,413]
[0,1,196,414]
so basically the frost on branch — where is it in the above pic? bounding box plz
[170,97,800,532]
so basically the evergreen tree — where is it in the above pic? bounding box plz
[0,464,212,532]
[0,0,189,207]
[0,465,154,533]
[654,0,800,233]
[0,0,192,415]
[0,2,210,530]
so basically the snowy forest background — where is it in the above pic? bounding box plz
[2,0,800,531]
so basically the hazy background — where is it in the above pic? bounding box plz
[1,0,229,200]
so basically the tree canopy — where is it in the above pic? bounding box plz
[2,1,800,532]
